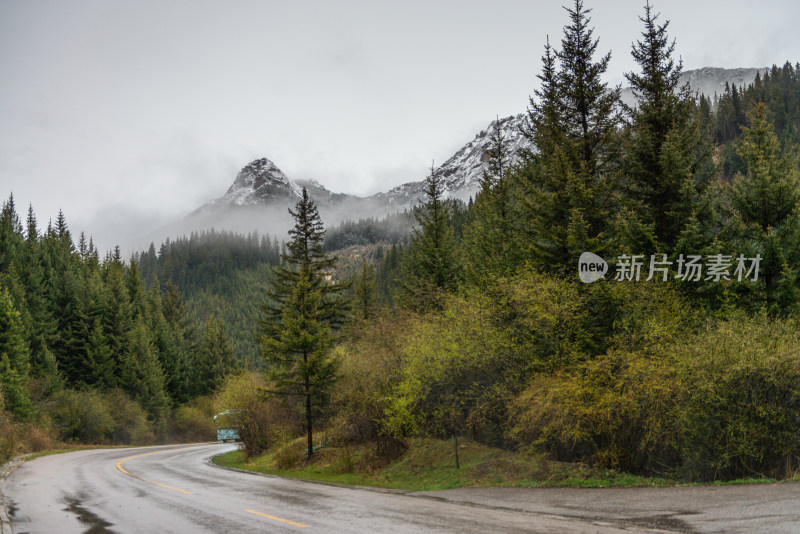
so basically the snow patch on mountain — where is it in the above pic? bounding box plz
[620,66,767,107]
[225,157,301,205]
[196,66,769,219]
[370,114,530,209]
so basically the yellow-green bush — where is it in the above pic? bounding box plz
[215,372,299,459]
[386,271,586,448]
[46,389,114,443]
[44,389,153,445]
[331,313,409,461]
[509,314,800,481]
[670,317,800,480]
[170,396,217,443]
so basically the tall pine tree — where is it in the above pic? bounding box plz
[618,1,715,253]
[0,285,34,420]
[518,1,622,272]
[259,188,346,459]
[463,118,518,286]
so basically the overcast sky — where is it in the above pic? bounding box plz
[1,0,799,251]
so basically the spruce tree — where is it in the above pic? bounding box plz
[194,315,239,396]
[729,103,800,310]
[102,257,132,385]
[399,165,460,311]
[517,1,622,272]
[259,188,346,460]
[0,285,34,420]
[120,318,170,429]
[352,259,377,320]
[148,283,191,403]
[463,118,517,286]
[618,1,714,252]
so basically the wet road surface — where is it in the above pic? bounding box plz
[1,443,798,533]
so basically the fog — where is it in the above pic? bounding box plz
[1,0,798,253]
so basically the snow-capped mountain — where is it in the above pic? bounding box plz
[194,157,302,214]
[369,114,529,210]
[174,66,768,242]
[195,113,531,218]
[194,158,360,215]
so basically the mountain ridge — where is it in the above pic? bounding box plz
[153,66,767,248]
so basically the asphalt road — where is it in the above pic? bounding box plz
[1,443,799,533]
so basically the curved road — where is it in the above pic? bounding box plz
[1,443,798,533]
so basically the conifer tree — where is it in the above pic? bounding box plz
[259,188,346,460]
[729,103,800,310]
[518,1,622,272]
[193,315,239,396]
[102,257,132,385]
[0,195,23,274]
[399,165,460,311]
[148,283,191,403]
[377,244,402,306]
[352,259,377,320]
[0,286,34,420]
[86,316,114,388]
[618,1,714,252]
[25,204,37,243]
[463,119,517,286]
[120,318,170,428]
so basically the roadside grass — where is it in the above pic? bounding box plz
[213,437,678,491]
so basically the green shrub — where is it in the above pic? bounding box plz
[215,372,298,459]
[670,317,800,480]
[386,271,585,448]
[105,389,154,445]
[46,389,114,443]
[43,388,154,445]
[170,396,216,443]
[331,313,408,461]
[509,314,800,481]
[273,433,305,469]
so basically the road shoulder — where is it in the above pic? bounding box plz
[0,455,30,534]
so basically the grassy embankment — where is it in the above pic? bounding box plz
[213,437,710,491]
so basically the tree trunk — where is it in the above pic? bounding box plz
[305,350,313,461]
[453,434,460,469]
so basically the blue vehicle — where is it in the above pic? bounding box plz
[214,411,240,443]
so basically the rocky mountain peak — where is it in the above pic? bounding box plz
[223,157,301,206]
[369,113,530,209]
[196,66,768,219]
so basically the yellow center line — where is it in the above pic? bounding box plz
[245,509,309,528]
[115,445,207,495]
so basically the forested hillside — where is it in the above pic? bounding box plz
[135,230,281,368]
[0,202,240,458]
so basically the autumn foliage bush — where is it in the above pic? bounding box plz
[0,402,17,464]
